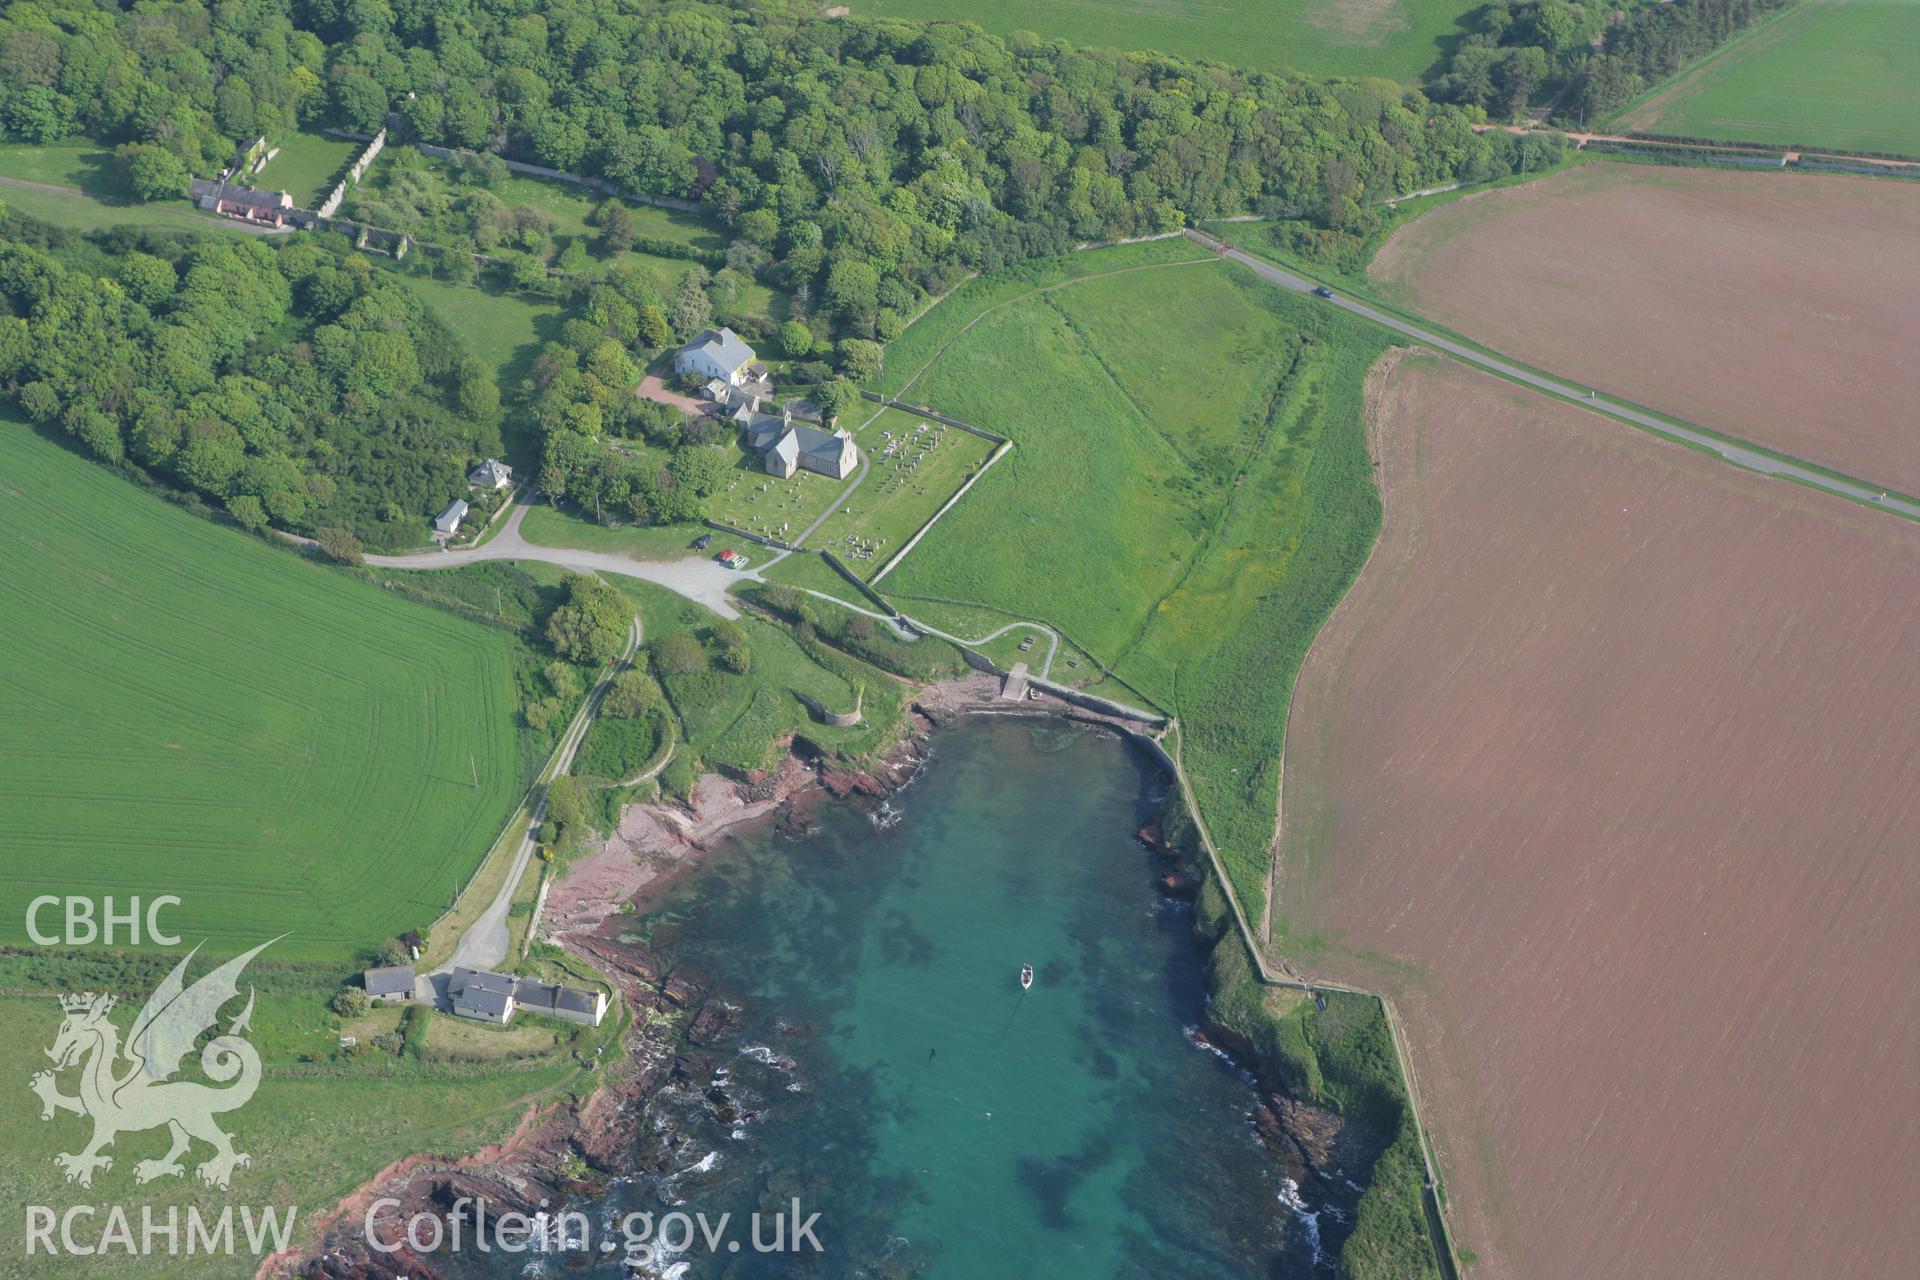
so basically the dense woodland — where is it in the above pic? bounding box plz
[0,219,499,548]
[1432,0,1791,124]
[0,0,1768,541]
[0,0,1584,544]
[2,0,1534,329]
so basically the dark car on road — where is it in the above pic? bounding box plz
[1311,285,1335,299]
[692,532,713,550]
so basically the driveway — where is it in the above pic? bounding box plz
[634,374,711,415]
[424,615,642,999]
[365,499,756,617]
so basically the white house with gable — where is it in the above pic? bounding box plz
[674,327,757,387]
[469,459,512,489]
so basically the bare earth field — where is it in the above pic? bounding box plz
[1275,354,1920,1280]
[1369,162,1920,494]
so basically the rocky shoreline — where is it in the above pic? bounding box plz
[269,673,1034,1278]
[271,670,1351,1277]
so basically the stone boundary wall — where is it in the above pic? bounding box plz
[702,519,800,552]
[958,647,1166,728]
[870,437,1011,584]
[820,551,897,614]
[328,132,706,212]
[1071,229,1187,250]
[858,392,1007,444]
[317,129,385,219]
[795,690,863,727]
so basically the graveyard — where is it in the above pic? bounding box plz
[807,407,999,575]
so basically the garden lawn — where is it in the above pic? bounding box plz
[808,406,998,574]
[254,130,361,206]
[0,140,132,197]
[1614,0,1920,156]
[350,150,748,291]
[0,422,526,964]
[854,0,1477,82]
[880,247,1391,912]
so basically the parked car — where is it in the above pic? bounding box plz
[1311,285,1335,299]
[692,532,713,550]
[717,549,749,569]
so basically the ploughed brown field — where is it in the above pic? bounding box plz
[1369,161,1920,495]
[1275,354,1920,1280]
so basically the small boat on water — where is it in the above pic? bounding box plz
[1019,964,1034,991]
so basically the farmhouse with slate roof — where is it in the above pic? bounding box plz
[189,179,295,226]
[450,970,516,1025]
[674,327,757,387]
[447,967,608,1028]
[363,965,415,1004]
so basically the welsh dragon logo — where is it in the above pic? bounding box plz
[29,938,279,1191]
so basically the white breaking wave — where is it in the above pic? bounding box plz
[1277,1178,1326,1269]
[737,1043,795,1070]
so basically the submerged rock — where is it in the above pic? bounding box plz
[1157,869,1201,899]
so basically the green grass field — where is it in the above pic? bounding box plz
[879,247,1390,911]
[613,579,909,772]
[254,130,361,205]
[852,0,1478,82]
[0,141,250,235]
[808,407,999,574]
[882,258,1277,657]
[1615,0,1920,156]
[0,423,528,963]
[390,271,564,369]
[0,140,132,197]
[0,957,610,1277]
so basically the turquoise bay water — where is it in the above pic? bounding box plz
[547,720,1326,1277]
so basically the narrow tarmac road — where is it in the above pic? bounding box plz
[366,498,757,617]
[431,615,642,987]
[1185,231,1920,520]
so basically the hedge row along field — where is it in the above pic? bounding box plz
[0,421,525,963]
[881,246,1389,917]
